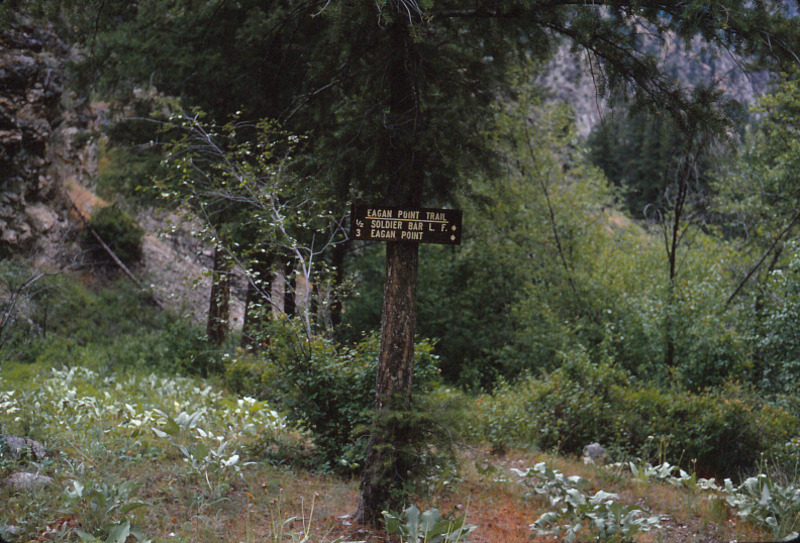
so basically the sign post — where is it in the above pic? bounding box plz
[350,205,462,245]
[351,203,462,525]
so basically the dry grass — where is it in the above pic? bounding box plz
[117,447,775,543]
[2,439,778,543]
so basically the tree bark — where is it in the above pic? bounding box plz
[207,246,231,346]
[375,243,419,407]
[356,240,419,525]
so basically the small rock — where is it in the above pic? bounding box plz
[1,228,18,244]
[3,471,54,489]
[25,202,58,232]
[582,442,610,465]
[0,434,47,460]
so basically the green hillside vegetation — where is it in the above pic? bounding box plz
[1,275,799,541]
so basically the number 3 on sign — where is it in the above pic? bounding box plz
[356,229,361,237]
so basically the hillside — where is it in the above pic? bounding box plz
[540,33,769,137]
[0,17,245,323]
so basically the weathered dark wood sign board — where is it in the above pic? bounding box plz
[351,205,462,245]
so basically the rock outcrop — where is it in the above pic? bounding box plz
[0,17,96,261]
[0,18,240,324]
[538,33,769,137]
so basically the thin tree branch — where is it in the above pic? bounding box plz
[726,208,800,307]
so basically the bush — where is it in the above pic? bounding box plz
[469,351,799,478]
[6,274,222,377]
[755,245,800,396]
[469,351,630,455]
[225,319,442,474]
[83,205,144,267]
[1,257,47,357]
[143,320,223,377]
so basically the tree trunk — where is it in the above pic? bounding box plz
[662,152,692,371]
[356,241,419,525]
[207,246,231,346]
[284,257,296,317]
[356,7,424,525]
[329,240,348,335]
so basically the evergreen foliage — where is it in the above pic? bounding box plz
[83,206,145,268]
[587,108,723,219]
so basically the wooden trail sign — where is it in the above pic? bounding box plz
[350,205,462,245]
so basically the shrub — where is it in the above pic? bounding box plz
[83,205,144,268]
[754,245,800,397]
[618,382,798,477]
[146,320,223,377]
[469,351,799,478]
[225,319,442,474]
[6,274,222,377]
[469,349,630,455]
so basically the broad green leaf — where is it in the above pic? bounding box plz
[105,522,131,543]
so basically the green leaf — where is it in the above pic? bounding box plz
[194,442,210,461]
[75,530,101,542]
[105,522,131,543]
[589,490,618,505]
[383,511,405,538]
[419,508,442,533]
[760,484,772,507]
[162,416,181,436]
[565,488,587,508]
[404,504,421,541]
[120,501,149,515]
[66,480,85,499]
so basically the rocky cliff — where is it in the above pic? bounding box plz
[0,17,100,262]
[539,34,769,137]
[0,18,245,323]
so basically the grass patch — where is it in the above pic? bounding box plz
[2,272,224,377]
